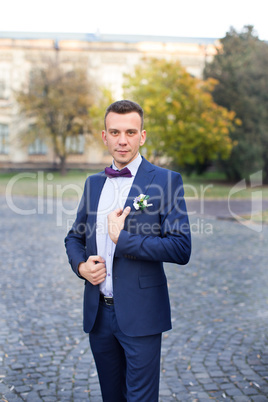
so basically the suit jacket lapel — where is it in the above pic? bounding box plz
[87,172,107,254]
[124,158,156,216]
[88,159,155,249]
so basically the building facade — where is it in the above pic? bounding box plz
[0,31,219,170]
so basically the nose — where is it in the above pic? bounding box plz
[118,132,127,145]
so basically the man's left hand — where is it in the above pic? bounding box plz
[108,206,131,244]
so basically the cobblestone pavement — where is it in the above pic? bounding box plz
[0,196,268,402]
[186,199,268,219]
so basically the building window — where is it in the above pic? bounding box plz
[28,70,41,96]
[0,124,9,154]
[28,125,47,155]
[66,134,85,154]
[0,69,10,100]
[28,138,48,155]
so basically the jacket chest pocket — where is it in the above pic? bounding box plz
[125,215,161,236]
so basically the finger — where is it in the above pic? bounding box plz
[91,263,106,273]
[88,255,105,263]
[93,275,107,285]
[122,206,131,217]
[91,270,107,285]
[91,268,106,279]
[110,208,123,217]
[90,265,106,276]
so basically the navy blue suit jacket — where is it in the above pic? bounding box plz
[65,158,191,337]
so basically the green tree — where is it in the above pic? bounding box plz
[16,60,96,175]
[90,88,115,138]
[204,25,268,183]
[124,58,237,174]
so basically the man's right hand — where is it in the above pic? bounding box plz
[78,255,106,285]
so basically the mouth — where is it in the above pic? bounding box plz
[116,150,129,155]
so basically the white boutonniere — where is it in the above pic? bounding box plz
[133,194,153,211]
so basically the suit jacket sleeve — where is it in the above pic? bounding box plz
[64,180,88,278]
[115,173,191,265]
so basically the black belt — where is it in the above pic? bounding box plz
[100,293,114,305]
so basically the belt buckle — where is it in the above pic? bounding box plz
[103,296,113,305]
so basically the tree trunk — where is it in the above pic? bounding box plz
[263,162,268,185]
[59,156,67,176]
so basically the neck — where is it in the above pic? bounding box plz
[113,153,140,170]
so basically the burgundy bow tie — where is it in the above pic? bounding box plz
[105,167,132,178]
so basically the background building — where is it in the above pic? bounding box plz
[0,31,218,170]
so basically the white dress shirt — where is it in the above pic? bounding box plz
[97,154,142,297]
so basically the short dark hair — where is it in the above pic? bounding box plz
[104,100,144,130]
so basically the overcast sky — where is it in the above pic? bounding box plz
[2,0,268,41]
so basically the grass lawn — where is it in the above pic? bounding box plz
[1,170,93,199]
[184,174,268,199]
[0,169,267,200]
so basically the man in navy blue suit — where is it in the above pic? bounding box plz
[65,100,191,401]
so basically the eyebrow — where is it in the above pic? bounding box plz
[108,128,138,132]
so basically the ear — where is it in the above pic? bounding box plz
[140,130,146,146]
[102,130,107,146]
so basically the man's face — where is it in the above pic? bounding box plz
[102,112,146,169]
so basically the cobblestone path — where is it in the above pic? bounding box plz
[0,196,267,401]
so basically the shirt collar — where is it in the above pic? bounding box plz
[112,153,142,177]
